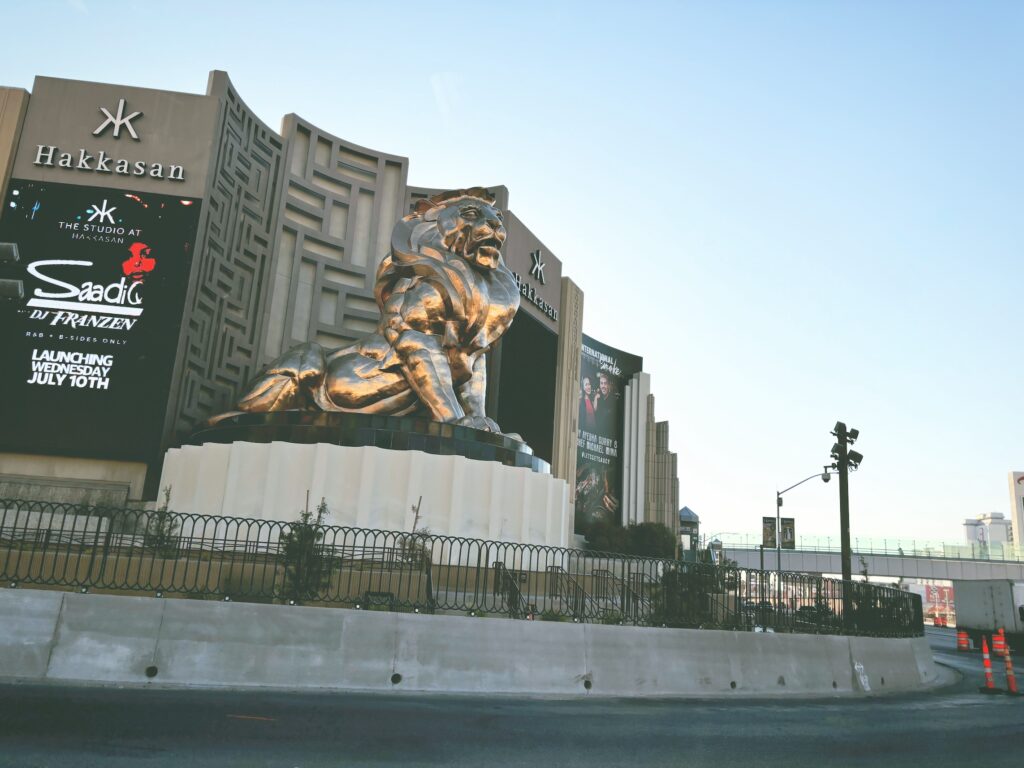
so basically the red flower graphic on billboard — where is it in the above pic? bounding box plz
[122,242,155,282]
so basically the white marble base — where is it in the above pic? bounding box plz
[158,441,572,548]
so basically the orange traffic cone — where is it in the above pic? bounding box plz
[980,636,998,694]
[1005,644,1019,695]
[957,630,970,652]
[993,628,1006,658]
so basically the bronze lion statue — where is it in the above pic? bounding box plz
[212,187,520,433]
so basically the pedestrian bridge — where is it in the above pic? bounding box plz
[722,545,1024,581]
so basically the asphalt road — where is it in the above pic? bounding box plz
[0,628,1021,768]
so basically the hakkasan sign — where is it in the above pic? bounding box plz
[0,179,201,462]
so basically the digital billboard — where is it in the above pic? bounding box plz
[575,334,642,534]
[494,311,557,464]
[0,179,201,462]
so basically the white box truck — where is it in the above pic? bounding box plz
[953,579,1024,649]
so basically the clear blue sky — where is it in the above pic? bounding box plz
[5,1,1022,542]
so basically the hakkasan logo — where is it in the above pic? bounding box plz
[93,99,143,141]
[24,240,156,331]
[56,197,149,245]
[31,97,186,182]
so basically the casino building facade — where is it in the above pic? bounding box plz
[0,72,677,542]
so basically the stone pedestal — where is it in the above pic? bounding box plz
[159,413,571,547]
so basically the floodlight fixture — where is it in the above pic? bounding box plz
[0,279,24,300]
[0,242,19,263]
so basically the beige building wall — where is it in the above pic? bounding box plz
[624,390,680,532]
[10,76,220,200]
[552,278,584,498]
[622,372,651,525]
[644,408,679,532]
[0,88,28,213]
[0,454,146,506]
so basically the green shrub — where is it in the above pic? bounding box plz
[143,486,180,558]
[280,498,330,605]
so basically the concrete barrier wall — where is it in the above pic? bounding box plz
[0,588,941,697]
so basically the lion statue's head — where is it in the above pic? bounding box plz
[392,187,507,271]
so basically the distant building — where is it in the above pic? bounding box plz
[1009,472,1023,544]
[679,506,700,553]
[644,396,679,531]
[620,381,679,531]
[963,511,1013,546]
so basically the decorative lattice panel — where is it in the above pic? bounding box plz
[169,78,284,440]
[264,117,409,357]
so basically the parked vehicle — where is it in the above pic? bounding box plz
[952,579,1024,649]
[795,604,831,622]
[791,603,840,632]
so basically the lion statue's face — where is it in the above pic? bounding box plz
[433,197,507,270]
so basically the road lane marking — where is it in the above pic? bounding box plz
[227,714,276,721]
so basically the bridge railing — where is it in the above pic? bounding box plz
[714,533,1024,563]
[0,498,922,638]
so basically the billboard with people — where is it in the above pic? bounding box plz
[575,334,642,535]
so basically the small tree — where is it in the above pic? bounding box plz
[143,486,180,558]
[398,527,433,568]
[584,520,630,554]
[584,521,677,559]
[648,563,716,628]
[280,497,330,604]
[627,523,677,559]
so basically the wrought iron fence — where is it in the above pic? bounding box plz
[0,499,922,638]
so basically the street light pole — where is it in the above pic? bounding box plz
[774,470,834,611]
[829,422,863,585]
[836,427,852,584]
[775,490,782,608]
[830,421,863,627]
[759,544,765,620]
